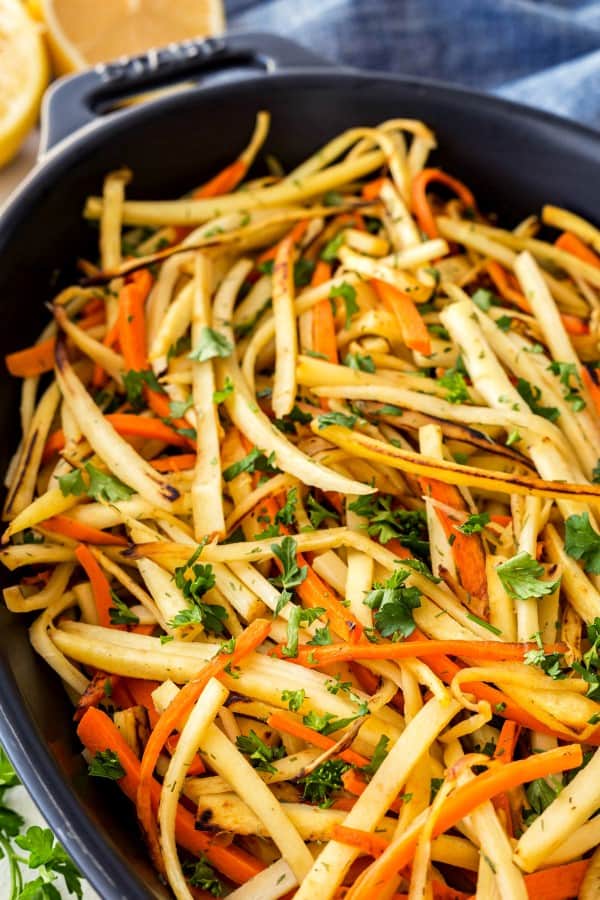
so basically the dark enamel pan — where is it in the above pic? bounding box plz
[0,31,598,899]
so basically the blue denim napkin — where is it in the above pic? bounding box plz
[227,0,600,128]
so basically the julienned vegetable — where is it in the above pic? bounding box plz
[3,111,600,900]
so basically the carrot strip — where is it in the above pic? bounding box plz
[267,711,369,767]
[333,825,390,859]
[411,169,476,239]
[92,318,120,388]
[346,744,582,899]
[312,262,338,366]
[74,544,115,629]
[582,368,600,417]
[118,274,152,371]
[486,260,530,312]
[519,859,589,900]
[361,178,385,201]
[104,413,191,448]
[194,158,247,200]
[383,538,413,560]
[77,707,263,883]
[372,278,431,355]
[149,454,197,473]
[6,337,56,377]
[555,232,600,269]
[270,639,565,668]
[434,508,488,611]
[78,310,105,331]
[136,619,271,872]
[41,516,128,547]
[560,313,589,336]
[494,719,519,763]
[261,496,364,643]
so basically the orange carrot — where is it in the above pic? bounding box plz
[6,337,56,377]
[383,538,413,560]
[556,232,600,269]
[193,158,247,199]
[92,318,120,388]
[118,273,152,371]
[486,260,530,312]
[270,638,564,668]
[519,859,589,900]
[41,516,128,547]
[105,413,191,448]
[77,707,263,883]
[257,220,309,264]
[78,310,106,331]
[74,544,115,628]
[312,262,338,377]
[560,313,589,336]
[361,177,385,201]
[334,825,390,859]
[434,507,488,612]
[149,454,197,472]
[346,744,582,899]
[261,495,364,643]
[136,619,271,871]
[411,169,476,239]
[372,278,431,355]
[267,711,369,767]
[494,719,519,763]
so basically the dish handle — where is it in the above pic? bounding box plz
[39,31,336,156]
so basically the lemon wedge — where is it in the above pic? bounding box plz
[0,0,49,168]
[41,0,225,75]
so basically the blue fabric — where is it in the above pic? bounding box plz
[227,0,600,128]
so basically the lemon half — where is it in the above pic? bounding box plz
[41,0,225,75]
[0,0,49,168]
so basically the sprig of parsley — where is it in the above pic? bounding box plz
[547,361,586,412]
[88,749,125,780]
[282,605,325,658]
[122,368,165,411]
[188,327,232,362]
[516,378,560,422]
[496,552,559,600]
[235,731,285,774]
[523,633,566,680]
[299,759,350,808]
[317,411,358,430]
[108,592,139,626]
[307,495,340,528]
[58,463,134,503]
[348,495,429,559]
[439,370,469,404]
[170,545,226,634]
[457,512,490,535]
[222,448,279,482]
[363,568,421,639]
[564,513,600,574]
[329,282,359,329]
[303,703,368,737]
[281,689,306,712]
[183,856,224,896]
[344,353,375,373]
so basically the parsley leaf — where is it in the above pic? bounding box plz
[439,370,469,404]
[222,448,279,482]
[547,360,586,411]
[282,605,324,658]
[363,568,421,639]
[495,315,513,332]
[275,488,298,527]
[516,378,560,422]
[471,288,495,311]
[317,411,357,430]
[322,190,344,207]
[236,731,285,774]
[212,376,234,404]
[307,623,333,646]
[170,545,226,634]
[184,856,224,896]
[344,352,376,373]
[329,282,359,329]
[59,464,134,503]
[348,495,429,559]
[281,689,306,712]
[294,258,315,287]
[523,778,561,826]
[299,759,349,807]
[496,552,559,600]
[188,327,232,362]
[108,592,139,626]
[122,368,165,410]
[307,495,340,528]
[272,405,312,434]
[457,512,490,535]
[361,735,390,776]
[564,513,600,574]
[303,703,368,737]
[523,633,566,680]
[271,537,308,592]
[321,231,346,261]
[88,749,125,780]
[168,397,193,418]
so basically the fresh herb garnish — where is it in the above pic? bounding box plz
[169,545,226,634]
[524,633,566,680]
[58,463,134,503]
[348,495,429,559]
[89,749,125,780]
[281,689,306,712]
[457,512,490,535]
[307,495,340,528]
[496,552,559,600]
[108,592,139,626]
[344,352,376,373]
[439,370,469,404]
[363,568,421,639]
[183,856,224,896]
[547,361,586,411]
[361,734,390,776]
[564,512,600,574]
[329,282,359,329]
[299,759,350,808]
[303,703,368,736]
[516,378,560,422]
[122,368,165,410]
[222,448,279,482]
[235,731,285,774]
[317,411,358,430]
[188,327,232,363]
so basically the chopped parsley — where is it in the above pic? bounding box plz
[299,759,350,808]
[363,568,421,639]
[108,592,139,626]
[188,327,232,362]
[547,360,586,411]
[281,689,306,712]
[496,551,559,600]
[439,370,469,404]
[88,749,125,780]
[564,512,600,574]
[222,448,279,482]
[282,605,324,658]
[344,352,376,373]
[303,703,368,736]
[348,495,429,559]
[329,282,359,329]
[184,856,224,896]
[524,633,566,680]
[169,545,226,634]
[307,495,340,528]
[213,376,234,404]
[361,734,390,776]
[516,378,560,422]
[321,231,346,261]
[235,731,285,774]
[317,411,358,430]
[122,368,165,410]
[58,463,134,503]
[457,512,490,535]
